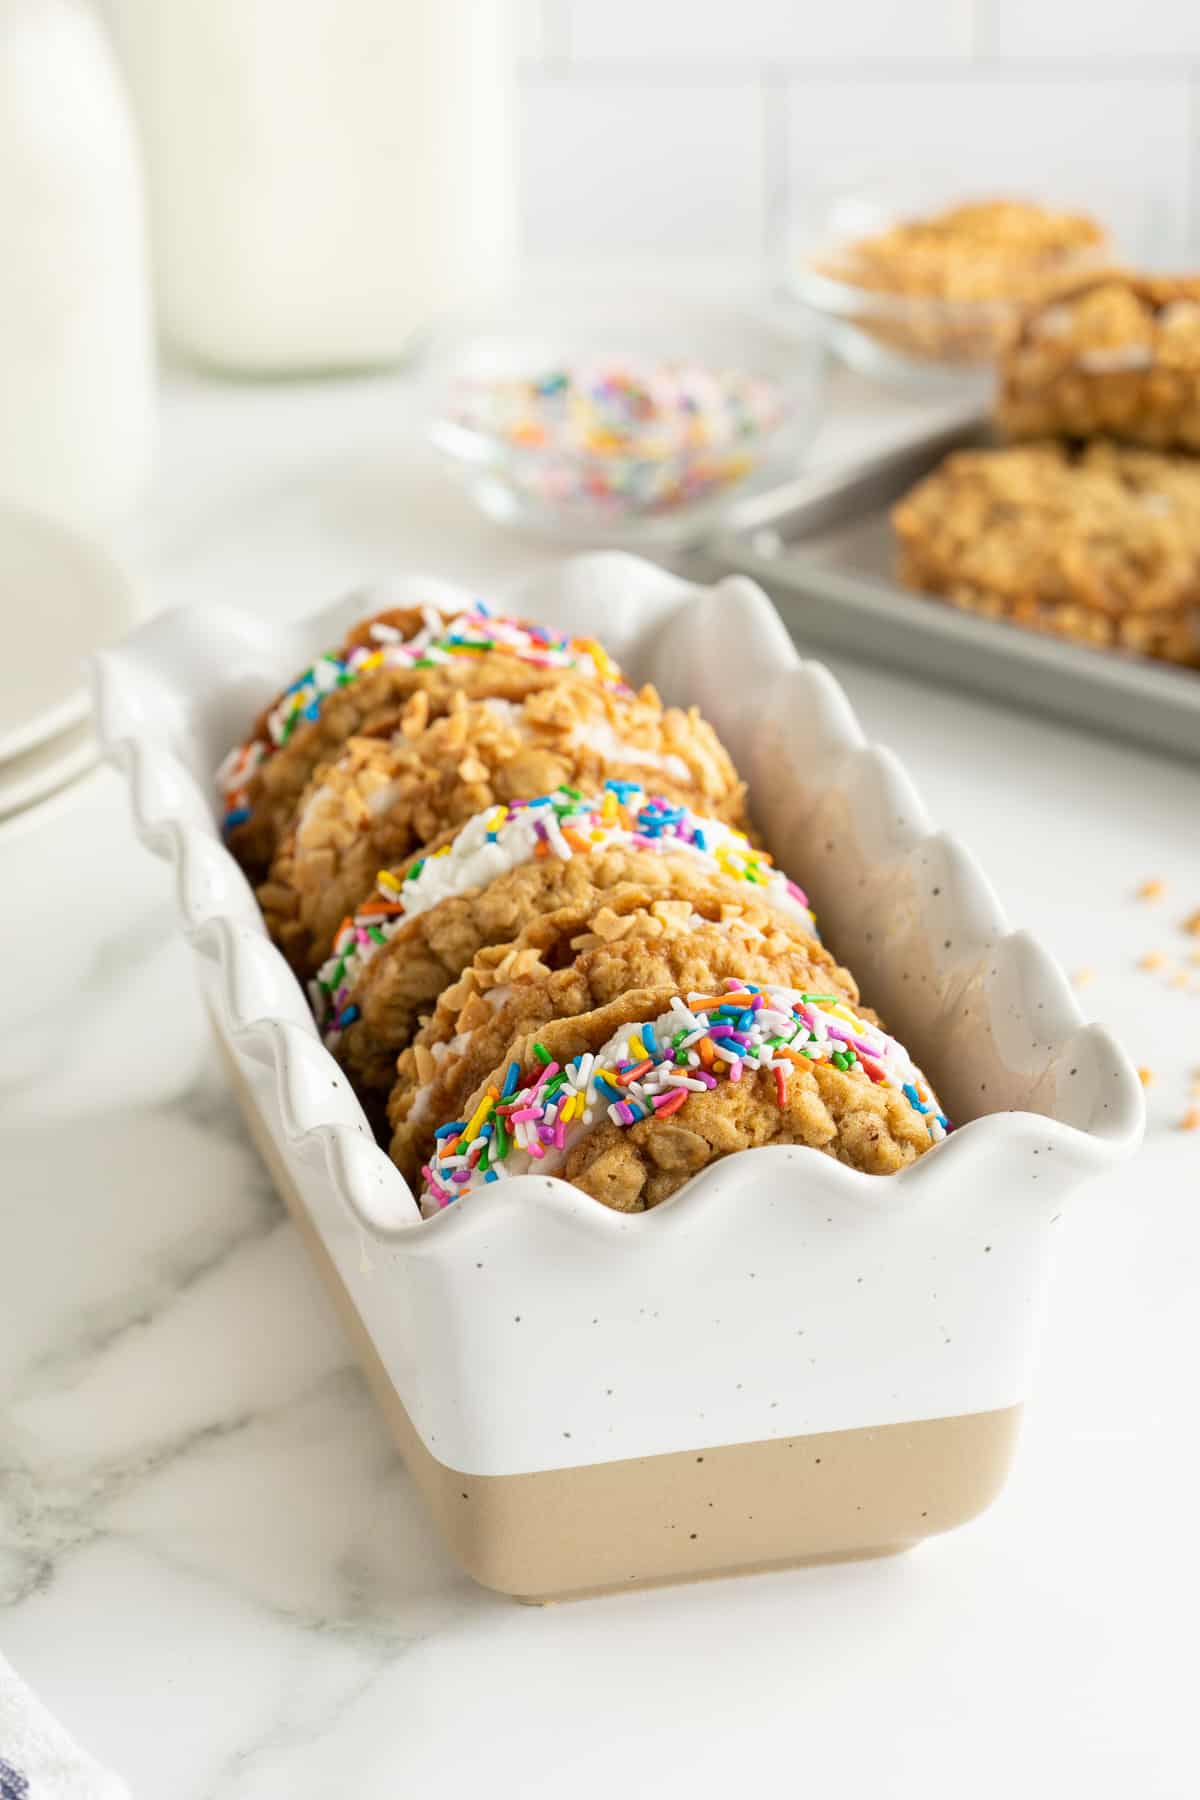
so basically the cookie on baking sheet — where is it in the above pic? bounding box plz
[420,979,949,1215]
[258,684,748,976]
[310,782,818,1103]
[386,885,857,1185]
[999,273,1200,452]
[891,441,1200,666]
[217,601,629,879]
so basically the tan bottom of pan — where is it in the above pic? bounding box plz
[221,1027,1022,1602]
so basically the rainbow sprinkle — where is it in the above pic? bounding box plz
[448,360,787,518]
[215,603,627,834]
[421,978,950,1209]
[309,783,818,1045]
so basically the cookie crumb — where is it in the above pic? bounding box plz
[1072,966,1096,988]
[1137,1066,1155,1087]
[1183,909,1200,936]
[1138,951,1166,972]
[1137,878,1166,902]
[1180,1106,1200,1132]
[1169,972,1191,991]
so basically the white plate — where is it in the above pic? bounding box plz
[0,501,137,763]
[0,715,97,819]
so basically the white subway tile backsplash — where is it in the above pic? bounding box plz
[520,76,766,256]
[785,75,1193,260]
[976,1,1200,59]
[564,0,973,63]
[518,4,1200,270]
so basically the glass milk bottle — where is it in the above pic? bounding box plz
[0,0,154,526]
[108,0,516,373]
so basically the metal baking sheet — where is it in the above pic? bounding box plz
[696,416,1200,762]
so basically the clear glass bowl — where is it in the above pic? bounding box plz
[778,181,1113,389]
[428,323,826,547]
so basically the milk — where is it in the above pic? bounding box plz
[108,0,517,373]
[0,0,154,526]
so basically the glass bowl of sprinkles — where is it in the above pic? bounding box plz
[429,327,824,545]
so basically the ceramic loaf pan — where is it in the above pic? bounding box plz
[94,554,1143,1601]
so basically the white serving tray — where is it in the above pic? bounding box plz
[94,554,1143,1595]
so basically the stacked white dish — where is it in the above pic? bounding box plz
[0,501,137,823]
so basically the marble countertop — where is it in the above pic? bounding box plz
[3,354,1199,1799]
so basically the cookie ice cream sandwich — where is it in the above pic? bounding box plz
[422,980,949,1214]
[217,601,630,878]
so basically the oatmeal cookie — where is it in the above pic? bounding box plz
[892,441,1200,664]
[421,981,948,1214]
[311,783,817,1100]
[387,885,858,1184]
[259,685,747,975]
[217,602,628,879]
[999,273,1200,451]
